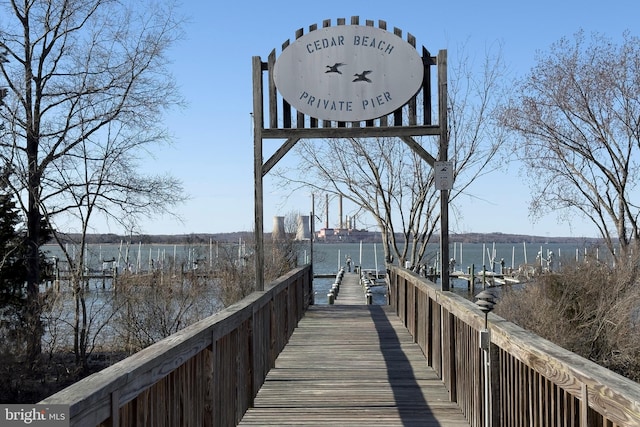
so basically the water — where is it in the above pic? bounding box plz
[41,239,609,274]
[38,239,609,350]
[310,240,609,273]
[41,239,610,302]
[41,242,219,274]
[308,239,610,302]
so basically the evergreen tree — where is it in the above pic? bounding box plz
[0,172,51,356]
[0,178,27,309]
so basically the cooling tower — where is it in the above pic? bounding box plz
[296,215,311,240]
[272,216,285,241]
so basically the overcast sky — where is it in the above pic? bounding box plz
[112,0,638,237]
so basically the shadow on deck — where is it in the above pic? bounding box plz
[239,273,469,426]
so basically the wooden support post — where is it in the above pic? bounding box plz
[252,56,264,291]
[471,264,475,293]
[438,49,449,292]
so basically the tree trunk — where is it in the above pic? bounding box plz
[25,135,42,365]
[73,280,80,365]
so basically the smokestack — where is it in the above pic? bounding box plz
[272,216,285,241]
[339,194,343,229]
[325,194,329,229]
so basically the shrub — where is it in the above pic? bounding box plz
[112,272,220,353]
[495,256,640,381]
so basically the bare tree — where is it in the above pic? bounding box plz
[0,0,186,362]
[41,278,124,369]
[46,120,186,367]
[213,222,307,308]
[500,30,640,259]
[280,136,436,268]
[268,211,304,277]
[275,45,508,268]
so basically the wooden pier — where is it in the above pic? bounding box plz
[450,268,524,289]
[239,272,469,426]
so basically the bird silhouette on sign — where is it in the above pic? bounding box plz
[353,70,372,83]
[325,63,345,74]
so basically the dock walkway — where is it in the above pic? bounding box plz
[334,268,368,304]
[239,272,469,426]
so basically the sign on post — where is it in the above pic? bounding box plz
[434,161,453,190]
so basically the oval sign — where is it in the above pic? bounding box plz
[273,25,424,122]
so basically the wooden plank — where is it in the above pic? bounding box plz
[261,125,441,139]
[239,276,469,426]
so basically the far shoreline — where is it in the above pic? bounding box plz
[49,231,605,246]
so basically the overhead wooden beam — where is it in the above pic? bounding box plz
[262,125,440,139]
[400,136,436,167]
[262,137,300,176]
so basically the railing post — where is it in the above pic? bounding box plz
[211,333,221,426]
[249,309,258,408]
[307,265,314,307]
[490,342,501,426]
[110,390,119,427]
[426,295,433,367]
[480,329,491,427]
[581,384,589,427]
[447,310,457,402]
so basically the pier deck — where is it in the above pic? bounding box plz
[239,272,469,426]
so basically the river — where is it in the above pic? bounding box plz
[38,239,609,351]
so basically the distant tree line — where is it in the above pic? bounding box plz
[54,231,606,246]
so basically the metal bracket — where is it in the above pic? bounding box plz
[480,329,491,350]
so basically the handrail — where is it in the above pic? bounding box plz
[387,265,640,427]
[40,265,313,427]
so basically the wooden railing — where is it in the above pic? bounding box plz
[40,265,313,427]
[388,265,640,427]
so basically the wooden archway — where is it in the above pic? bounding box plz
[252,17,449,291]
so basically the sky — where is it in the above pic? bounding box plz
[123,0,639,238]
